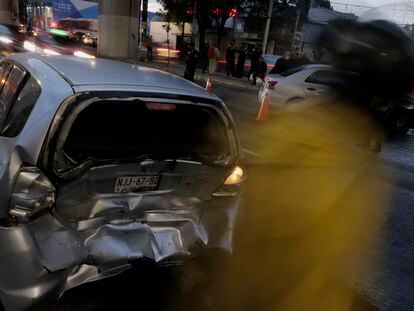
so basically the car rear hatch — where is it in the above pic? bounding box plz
[40,93,242,226]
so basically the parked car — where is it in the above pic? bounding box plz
[0,53,243,310]
[259,64,414,134]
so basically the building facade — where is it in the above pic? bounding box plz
[28,0,98,29]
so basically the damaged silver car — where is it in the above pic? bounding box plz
[0,53,244,310]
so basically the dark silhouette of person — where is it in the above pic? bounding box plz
[184,43,199,82]
[269,50,292,74]
[226,39,237,77]
[252,56,267,85]
[236,43,248,78]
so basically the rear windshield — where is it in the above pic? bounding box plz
[61,101,230,167]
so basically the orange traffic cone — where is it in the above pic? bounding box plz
[256,91,270,122]
[206,77,213,92]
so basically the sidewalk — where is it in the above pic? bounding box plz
[118,57,260,92]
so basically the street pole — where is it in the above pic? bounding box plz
[192,0,199,50]
[142,0,148,41]
[262,0,273,54]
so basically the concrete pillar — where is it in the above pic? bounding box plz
[98,0,140,58]
[0,0,19,24]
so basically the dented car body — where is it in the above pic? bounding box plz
[0,53,243,310]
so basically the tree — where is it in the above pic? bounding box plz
[157,0,194,54]
[159,0,242,52]
[209,0,240,47]
[242,0,332,51]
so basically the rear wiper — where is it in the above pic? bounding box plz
[58,156,118,179]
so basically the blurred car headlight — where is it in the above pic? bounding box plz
[23,41,36,52]
[74,51,95,59]
[0,36,12,44]
[43,48,60,55]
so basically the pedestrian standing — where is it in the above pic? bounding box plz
[226,39,237,77]
[249,45,258,79]
[236,43,248,78]
[269,50,292,74]
[184,43,199,82]
[208,42,220,75]
[252,56,267,85]
[144,36,153,61]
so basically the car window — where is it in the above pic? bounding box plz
[89,21,98,32]
[0,63,12,91]
[1,76,41,137]
[77,21,89,30]
[58,20,69,29]
[0,65,26,128]
[305,70,340,86]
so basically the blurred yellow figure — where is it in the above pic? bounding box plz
[229,101,391,311]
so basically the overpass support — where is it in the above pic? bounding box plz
[0,0,19,25]
[98,0,140,58]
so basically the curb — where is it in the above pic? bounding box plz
[114,58,259,92]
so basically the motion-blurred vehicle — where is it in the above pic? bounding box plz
[155,42,180,58]
[22,31,96,58]
[53,18,98,46]
[0,24,25,55]
[259,64,414,134]
[0,53,243,310]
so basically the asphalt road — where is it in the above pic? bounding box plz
[212,83,414,311]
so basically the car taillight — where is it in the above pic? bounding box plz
[224,166,244,185]
[267,81,278,90]
[9,167,55,223]
[213,166,245,197]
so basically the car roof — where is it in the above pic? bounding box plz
[300,64,332,70]
[11,53,220,102]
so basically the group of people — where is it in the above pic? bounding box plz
[183,40,306,84]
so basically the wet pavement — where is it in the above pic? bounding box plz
[214,84,414,311]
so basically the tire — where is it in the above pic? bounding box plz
[387,108,411,134]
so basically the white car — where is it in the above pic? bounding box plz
[258,64,414,134]
[258,64,340,107]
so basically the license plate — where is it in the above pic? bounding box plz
[114,176,159,193]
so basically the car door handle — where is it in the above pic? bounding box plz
[307,87,317,91]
